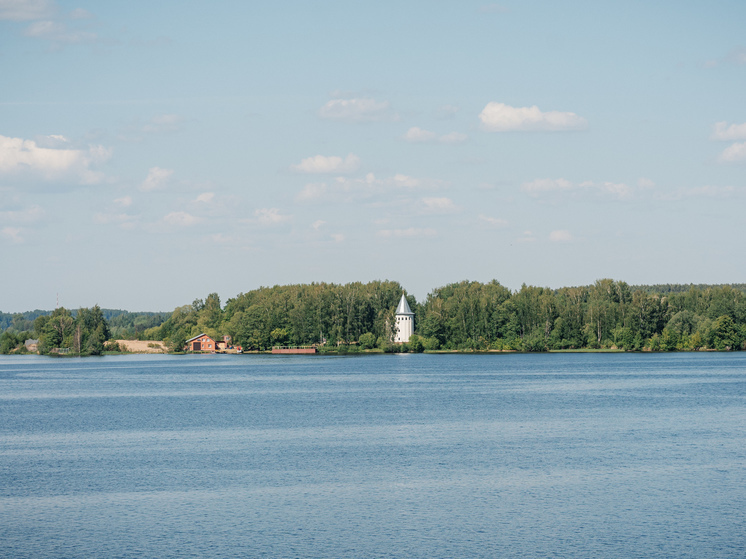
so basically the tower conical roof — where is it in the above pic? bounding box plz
[395,294,413,315]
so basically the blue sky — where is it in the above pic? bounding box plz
[1,0,745,312]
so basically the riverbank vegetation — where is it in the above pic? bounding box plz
[3,280,746,354]
[142,280,746,353]
[0,306,112,355]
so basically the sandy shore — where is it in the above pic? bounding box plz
[116,340,168,353]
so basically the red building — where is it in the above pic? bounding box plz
[185,333,216,352]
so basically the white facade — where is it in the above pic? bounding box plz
[394,294,414,343]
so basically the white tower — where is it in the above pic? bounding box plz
[394,294,414,343]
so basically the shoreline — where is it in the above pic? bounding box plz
[4,347,734,357]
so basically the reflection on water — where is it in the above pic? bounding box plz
[1,353,745,558]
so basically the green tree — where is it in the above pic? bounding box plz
[270,327,290,346]
[648,333,661,351]
[358,332,376,349]
[408,334,424,353]
[39,308,74,354]
[712,315,739,350]
[0,331,21,354]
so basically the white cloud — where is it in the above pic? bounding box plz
[0,205,44,223]
[549,230,573,242]
[522,178,634,200]
[114,196,132,207]
[0,0,55,21]
[296,183,327,202]
[637,177,655,189]
[254,207,291,226]
[712,121,746,141]
[210,233,234,244]
[719,142,746,162]
[404,127,438,143]
[318,98,396,123]
[600,182,633,199]
[311,220,326,230]
[377,227,437,238]
[34,134,70,148]
[24,19,58,35]
[521,178,574,196]
[703,47,746,68]
[334,173,448,198]
[658,185,742,201]
[478,214,508,228]
[69,7,91,19]
[479,102,587,132]
[292,153,360,174]
[140,167,173,191]
[94,212,137,229]
[1,226,23,243]
[403,127,467,144]
[685,185,738,197]
[421,197,459,214]
[439,132,468,144]
[195,192,215,203]
[118,114,185,142]
[23,18,97,45]
[727,47,746,65]
[517,230,536,243]
[330,233,345,242]
[0,133,109,183]
[391,174,422,188]
[163,211,201,227]
[1,1,99,48]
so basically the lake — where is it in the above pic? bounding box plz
[1,352,744,558]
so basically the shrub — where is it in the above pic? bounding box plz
[359,332,376,349]
[408,335,424,353]
[103,340,126,353]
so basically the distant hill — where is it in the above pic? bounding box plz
[0,310,51,332]
[1,308,169,337]
[106,310,170,338]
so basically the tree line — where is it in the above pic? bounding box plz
[140,280,746,352]
[0,309,170,354]
[3,280,746,354]
[417,280,745,351]
[0,306,112,355]
[143,281,409,352]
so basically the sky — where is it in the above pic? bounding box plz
[1,0,745,312]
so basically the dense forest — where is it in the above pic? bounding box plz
[3,280,746,354]
[141,280,746,353]
[143,281,410,352]
[0,308,169,355]
[0,306,111,355]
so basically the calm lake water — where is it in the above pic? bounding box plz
[1,352,744,558]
